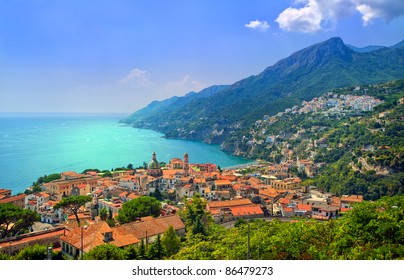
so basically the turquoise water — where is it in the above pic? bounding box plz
[0,113,252,194]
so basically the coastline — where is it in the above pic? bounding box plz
[0,114,253,195]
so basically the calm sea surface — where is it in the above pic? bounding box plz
[0,113,252,194]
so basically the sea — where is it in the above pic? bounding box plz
[0,113,252,194]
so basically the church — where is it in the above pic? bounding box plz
[147,152,190,177]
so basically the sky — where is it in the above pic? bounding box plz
[1,0,403,114]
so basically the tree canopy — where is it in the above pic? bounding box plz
[181,193,212,236]
[116,196,161,224]
[161,225,181,257]
[0,203,40,239]
[83,244,126,260]
[54,195,92,227]
[173,195,404,260]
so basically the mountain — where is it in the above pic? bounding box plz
[391,39,404,49]
[122,37,404,148]
[123,85,229,124]
[346,44,385,53]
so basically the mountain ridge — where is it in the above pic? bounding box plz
[122,37,404,151]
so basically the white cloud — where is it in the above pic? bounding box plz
[245,20,270,31]
[118,68,150,87]
[276,1,323,33]
[276,0,404,33]
[166,75,206,94]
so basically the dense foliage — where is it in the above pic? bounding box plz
[54,195,92,227]
[0,203,40,239]
[116,196,161,224]
[172,195,404,260]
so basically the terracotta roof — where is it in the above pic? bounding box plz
[162,169,184,176]
[0,228,65,248]
[116,215,185,240]
[258,188,279,198]
[284,207,294,213]
[208,199,254,210]
[231,206,263,216]
[296,204,312,211]
[330,196,341,207]
[341,195,363,203]
[214,180,232,186]
[127,193,138,200]
[60,222,140,252]
[0,193,26,204]
[119,192,128,197]
[279,198,290,204]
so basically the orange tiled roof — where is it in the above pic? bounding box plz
[297,204,312,211]
[231,206,263,216]
[162,169,184,176]
[61,221,140,252]
[208,199,254,210]
[116,215,185,240]
[127,193,138,200]
[279,198,290,204]
[341,195,363,203]
[214,180,232,185]
[258,188,279,198]
[0,228,65,248]
[0,193,26,204]
[284,207,294,213]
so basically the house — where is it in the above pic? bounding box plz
[294,204,312,217]
[0,188,12,199]
[213,205,264,223]
[258,187,281,205]
[115,214,185,244]
[311,203,339,220]
[230,206,264,220]
[43,176,97,197]
[0,193,26,208]
[70,183,91,196]
[60,221,140,259]
[270,177,301,191]
[213,179,232,191]
[340,195,363,209]
[0,227,65,255]
[177,184,195,198]
[119,176,139,192]
[207,198,255,213]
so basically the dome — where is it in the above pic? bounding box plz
[148,159,161,170]
[148,152,161,170]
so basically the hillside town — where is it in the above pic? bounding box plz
[0,151,364,258]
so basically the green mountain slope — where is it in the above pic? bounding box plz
[228,79,404,200]
[122,37,404,145]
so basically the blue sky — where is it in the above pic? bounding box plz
[1,0,403,113]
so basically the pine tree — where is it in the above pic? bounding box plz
[162,226,181,257]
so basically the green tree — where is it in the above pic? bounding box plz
[44,173,62,183]
[161,225,181,257]
[54,195,92,227]
[83,244,126,260]
[138,239,147,260]
[116,196,161,224]
[0,252,13,260]
[14,244,56,260]
[150,188,163,201]
[146,234,166,260]
[124,244,139,260]
[182,193,211,236]
[99,208,107,221]
[102,171,112,178]
[0,203,40,238]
